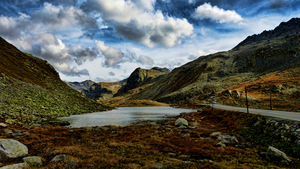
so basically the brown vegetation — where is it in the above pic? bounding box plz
[2,108,296,168]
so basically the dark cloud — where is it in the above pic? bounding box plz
[69,46,99,65]
[108,72,115,76]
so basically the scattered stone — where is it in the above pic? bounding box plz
[65,159,77,168]
[210,132,221,139]
[0,139,28,160]
[209,160,214,164]
[188,126,196,129]
[51,154,68,163]
[14,130,21,134]
[175,118,188,127]
[3,129,13,135]
[0,163,30,169]
[165,128,172,132]
[266,146,291,165]
[217,135,239,146]
[201,117,204,120]
[216,142,226,147]
[69,130,74,133]
[23,156,43,166]
[232,90,240,98]
[0,123,7,128]
[178,125,187,129]
[197,109,202,112]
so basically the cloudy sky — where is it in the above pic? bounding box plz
[0,0,299,82]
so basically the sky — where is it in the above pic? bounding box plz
[0,0,299,82]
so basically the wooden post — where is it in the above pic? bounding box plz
[245,85,249,113]
[270,83,272,110]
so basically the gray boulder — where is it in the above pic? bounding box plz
[0,163,29,169]
[23,156,43,166]
[175,118,188,127]
[217,135,239,146]
[266,146,291,165]
[0,139,28,161]
[51,154,68,163]
[210,132,221,139]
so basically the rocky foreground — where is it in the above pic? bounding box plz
[0,107,299,168]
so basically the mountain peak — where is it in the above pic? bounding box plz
[234,17,300,49]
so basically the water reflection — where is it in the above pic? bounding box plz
[58,107,195,128]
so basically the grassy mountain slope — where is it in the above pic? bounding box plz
[0,37,113,125]
[107,18,300,111]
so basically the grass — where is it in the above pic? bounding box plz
[2,107,296,168]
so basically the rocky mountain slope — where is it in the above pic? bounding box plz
[0,36,113,125]
[81,80,127,100]
[106,17,300,111]
[66,80,95,91]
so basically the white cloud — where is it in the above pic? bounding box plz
[84,0,194,48]
[188,50,206,60]
[192,3,243,23]
[138,55,154,65]
[95,40,125,67]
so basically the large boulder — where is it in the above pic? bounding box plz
[0,163,29,169]
[232,90,240,98]
[217,135,239,146]
[23,156,43,166]
[266,146,291,165]
[175,118,188,127]
[221,89,232,97]
[0,139,28,161]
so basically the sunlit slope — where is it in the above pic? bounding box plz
[0,36,113,125]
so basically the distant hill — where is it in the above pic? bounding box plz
[0,36,113,125]
[104,17,300,111]
[81,80,127,100]
[66,80,95,91]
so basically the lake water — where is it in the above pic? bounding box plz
[57,107,195,128]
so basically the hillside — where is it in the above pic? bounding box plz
[0,36,113,125]
[66,80,95,91]
[105,17,300,111]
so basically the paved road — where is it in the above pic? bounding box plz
[210,104,300,122]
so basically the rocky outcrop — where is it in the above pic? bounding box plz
[82,83,113,100]
[23,156,43,167]
[66,80,95,91]
[0,163,29,169]
[234,17,300,49]
[115,67,167,96]
[151,67,170,73]
[266,146,291,166]
[0,139,28,160]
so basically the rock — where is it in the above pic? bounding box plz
[65,159,77,168]
[3,129,13,134]
[0,139,28,160]
[0,123,7,128]
[266,146,291,165]
[51,154,68,163]
[216,142,226,147]
[178,125,187,129]
[179,155,190,159]
[232,90,240,98]
[0,163,30,169]
[217,135,239,146]
[221,89,232,97]
[23,156,43,166]
[197,109,202,112]
[271,84,284,93]
[175,118,188,127]
[210,132,221,139]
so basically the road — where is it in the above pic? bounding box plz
[210,104,300,122]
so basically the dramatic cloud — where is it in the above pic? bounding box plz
[137,55,154,65]
[192,3,243,23]
[95,40,125,67]
[108,72,115,76]
[82,0,194,47]
[69,45,99,65]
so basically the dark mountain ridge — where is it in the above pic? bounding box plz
[234,17,300,49]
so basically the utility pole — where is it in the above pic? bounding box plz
[270,83,272,110]
[245,85,249,113]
